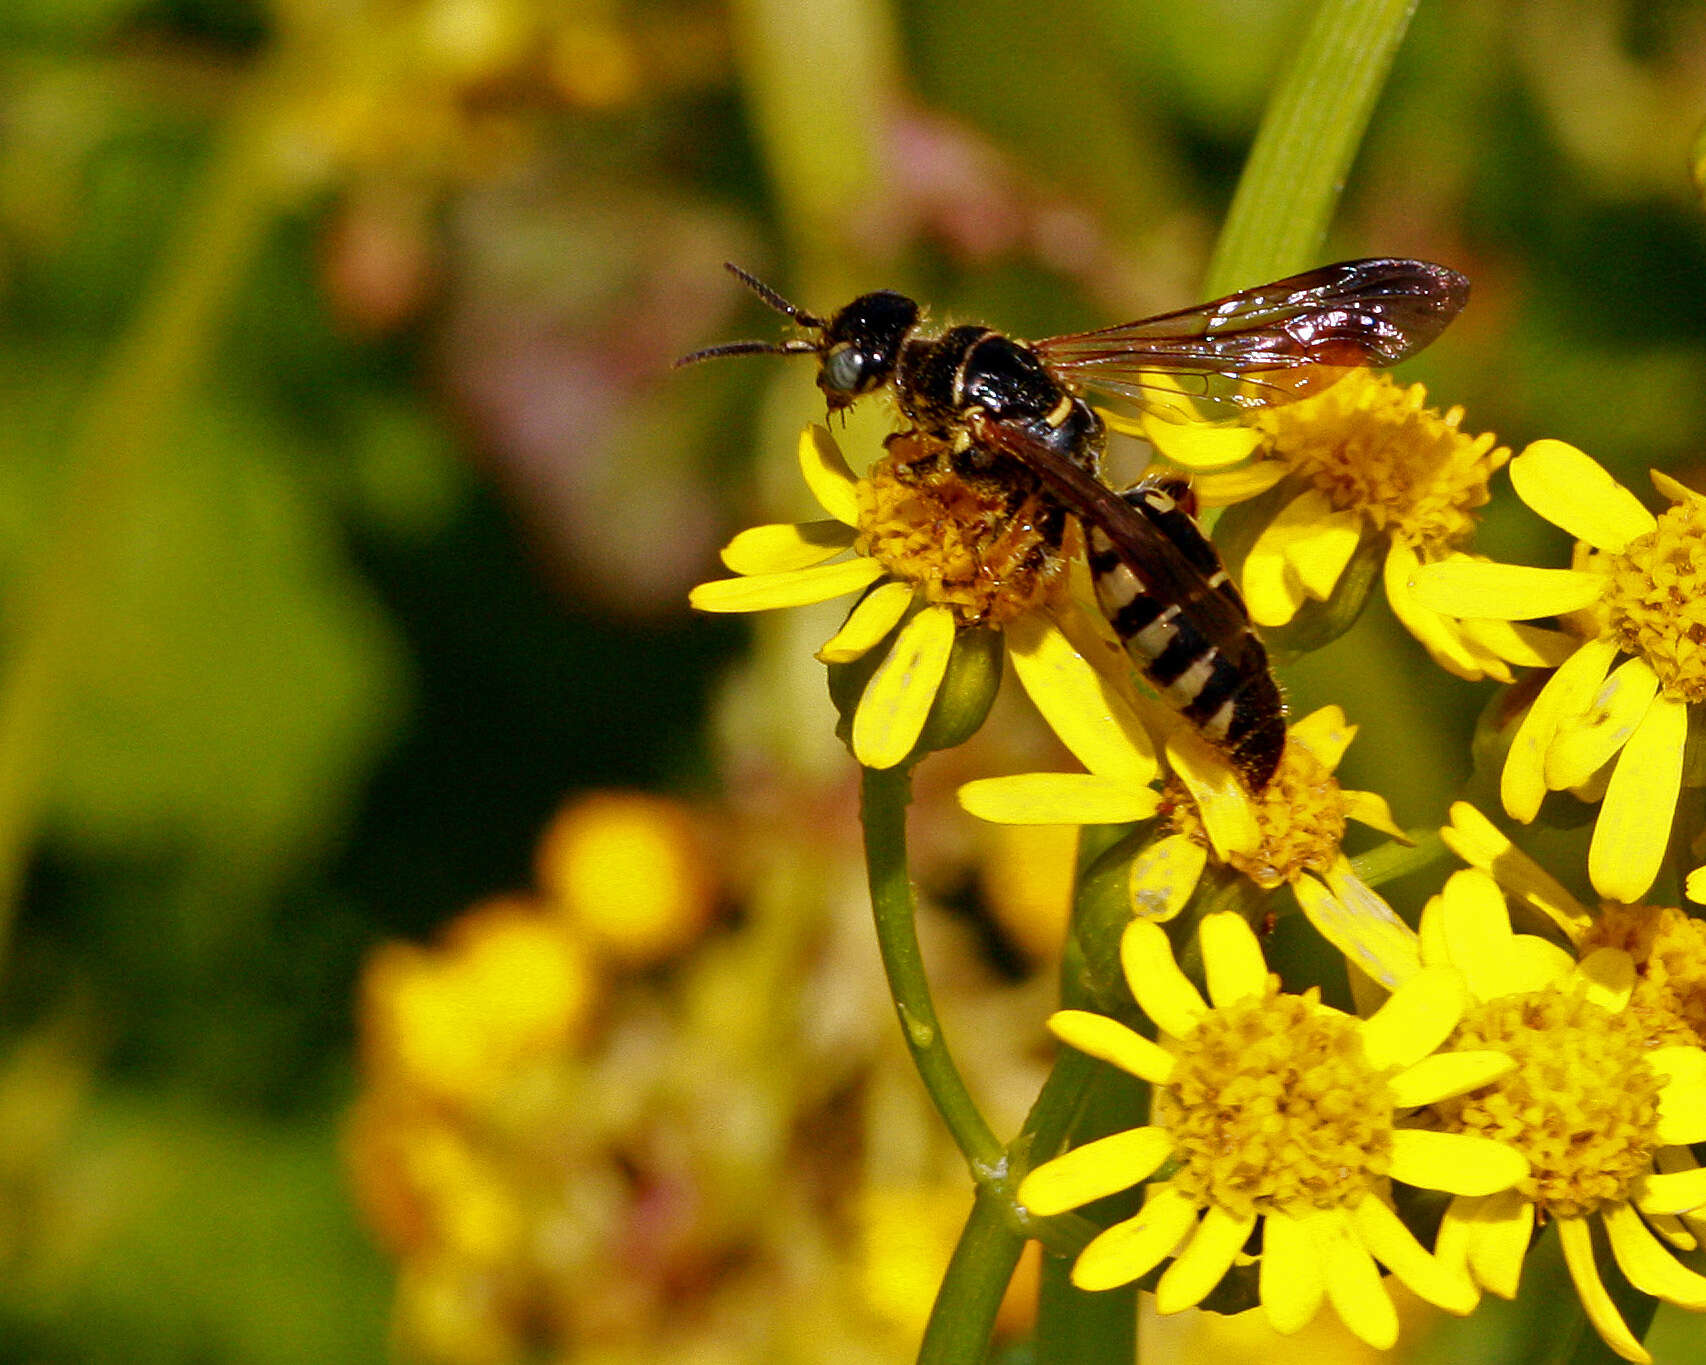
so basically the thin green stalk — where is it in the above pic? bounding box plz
[1205,0,1420,296]
[860,764,1006,1176]
[0,53,300,964]
[917,1187,1025,1365]
[728,0,902,290]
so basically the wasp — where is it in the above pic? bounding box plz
[679,258,1469,788]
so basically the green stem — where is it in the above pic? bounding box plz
[917,1187,1025,1365]
[727,0,902,290]
[860,764,1006,1176]
[0,54,299,965]
[1204,0,1421,296]
[1035,1247,1135,1365]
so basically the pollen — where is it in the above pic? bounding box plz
[1156,988,1393,1220]
[1432,989,1661,1217]
[1599,498,1706,702]
[1254,372,1509,553]
[1582,903,1706,1049]
[1165,740,1349,888]
[854,446,1062,626]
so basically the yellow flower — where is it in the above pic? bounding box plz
[534,790,716,966]
[1421,867,1706,1365]
[1135,371,1560,681]
[1017,913,1525,1348]
[1413,442,1706,903]
[692,424,1156,777]
[959,705,1423,988]
[360,895,598,1107]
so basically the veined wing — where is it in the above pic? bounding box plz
[1032,258,1469,422]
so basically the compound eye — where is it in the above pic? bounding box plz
[821,346,866,395]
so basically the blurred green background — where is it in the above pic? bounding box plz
[3,0,1706,1359]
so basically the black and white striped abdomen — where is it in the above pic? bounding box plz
[1086,481,1286,788]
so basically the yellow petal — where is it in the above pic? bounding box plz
[1461,616,1578,670]
[1165,730,1259,860]
[1434,868,1519,998]
[1287,705,1354,770]
[1591,693,1687,903]
[1656,1081,1706,1146]
[1573,946,1635,1014]
[1287,506,1365,603]
[1385,542,1505,682]
[1248,494,1323,627]
[798,424,862,526]
[1344,789,1409,840]
[688,555,885,612]
[1417,892,1448,968]
[851,605,955,769]
[1128,833,1208,923]
[1259,1210,1326,1334]
[1637,1165,1706,1216]
[1193,459,1289,507]
[1017,1125,1175,1216]
[1440,802,1593,943]
[1502,934,1578,993]
[957,772,1160,826]
[1242,539,1308,627]
[1604,1200,1706,1308]
[1545,656,1657,790]
[1502,637,1619,822]
[1293,865,1421,991]
[1510,439,1657,553]
[1071,1185,1197,1292]
[1410,557,1606,620]
[1557,1213,1652,1365]
[816,580,914,662]
[1123,919,1207,1040]
[1649,1046,1706,1091]
[1199,911,1268,1007]
[1139,410,1263,468]
[1360,966,1468,1070]
[1317,1208,1398,1350]
[1350,1194,1477,1314]
[1646,1209,1696,1251]
[1006,613,1158,787]
[1651,468,1705,507]
[1448,1190,1533,1298]
[1155,1204,1255,1314]
[1387,1050,1516,1108]
[1389,1130,1530,1196]
[720,518,857,574]
[1687,865,1706,906]
[1046,1010,1176,1085]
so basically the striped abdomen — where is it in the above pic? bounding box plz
[1087,481,1285,788]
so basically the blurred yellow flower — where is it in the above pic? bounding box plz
[536,790,717,966]
[361,894,597,1106]
[1018,913,1522,1348]
[1421,868,1706,1364]
[1413,442,1706,903]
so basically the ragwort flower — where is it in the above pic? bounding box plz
[1131,371,1561,681]
[1421,867,1706,1364]
[692,424,1156,777]
[1412,441,1706,903]
[1017,912,1524,1348]
[959,705,1424,987]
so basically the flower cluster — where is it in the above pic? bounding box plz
[677,339,1706,1363]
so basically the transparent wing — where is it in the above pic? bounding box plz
[1033,258,1469,423]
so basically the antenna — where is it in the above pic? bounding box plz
[722,262,826,328]
[673,263,827,368]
